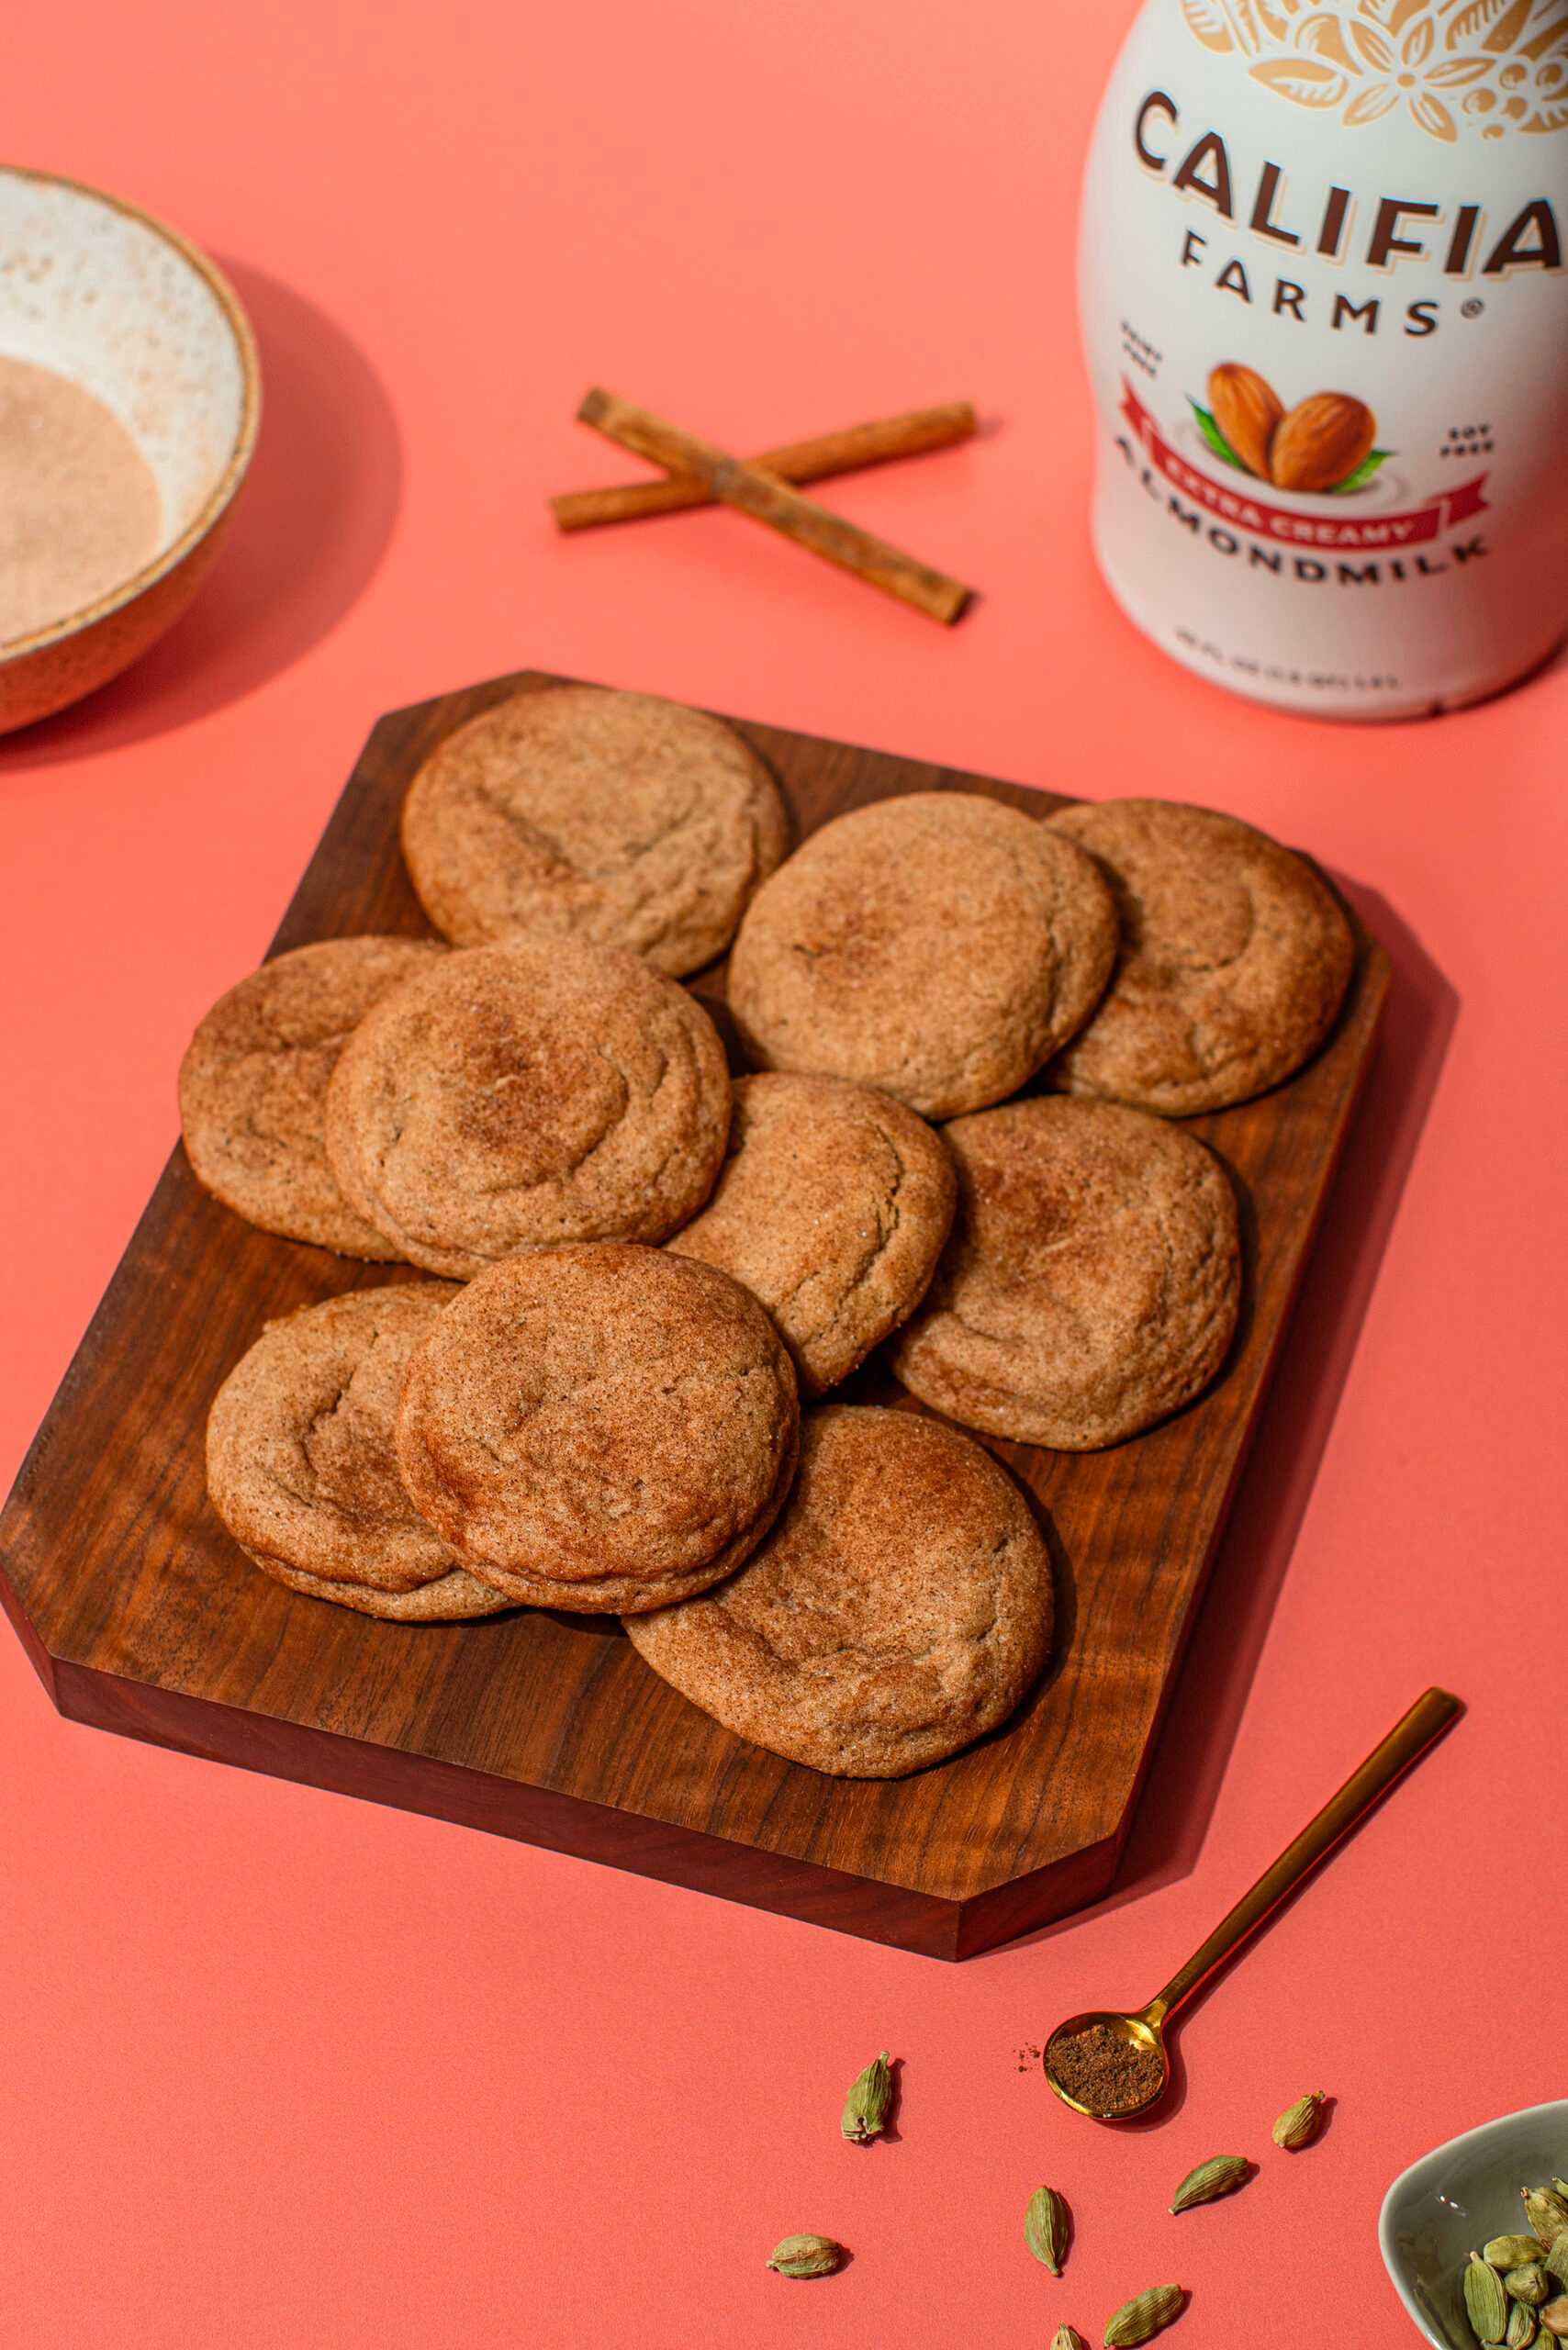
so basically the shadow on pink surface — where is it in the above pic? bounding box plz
[1007,884,1456,1988]
[1,262,401,766]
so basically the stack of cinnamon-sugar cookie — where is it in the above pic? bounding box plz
[188,683,1354,1778]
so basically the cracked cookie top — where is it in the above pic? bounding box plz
[323,936,732,1279]
[399,684,790,977]
[205,1283,509,1619]
[1044,799,1355,1116]
[395,1243,800,1612]
[667,1073,956,1395]
[890,1097,1241,1450]
[179,935,447,1257]
[725,791,1118,1120]
[625,1404,1053,1777]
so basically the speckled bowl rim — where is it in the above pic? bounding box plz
[0,162,262,662]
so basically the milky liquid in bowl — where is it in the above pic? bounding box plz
[0,355,162,641]
[0,165,259,728]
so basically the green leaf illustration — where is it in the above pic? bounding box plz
[1331,448,1394,495]
[1189,399,1245,470]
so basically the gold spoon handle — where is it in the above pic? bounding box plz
[1143,1685,1462,2029]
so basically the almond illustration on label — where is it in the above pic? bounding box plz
[1206,363,1283,484]
[1269,392,1377,495]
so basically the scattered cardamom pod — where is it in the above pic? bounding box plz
[1539,2299,1568,2340]
[1169,2154,1249,2214]
[1271,2091,1327,2151]
[840,2051,892,2144]
[1510,2267,1553,2310]
[1467,2251,1512,2344]
[1025,2184,1070,2276]
[1554,2183,1568,2204]
[1525,2189,1568,2250]
[1547,2237,1568,2290]
[1508,2303,1540,2350]
[767,2233,844,2279]
[1491,2239,1551,2271]
[1103,2283,1185,2346]
[1052,2331,1089,2350]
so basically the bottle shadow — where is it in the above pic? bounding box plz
[2,259,402,766]
[1003,881,1456,1952]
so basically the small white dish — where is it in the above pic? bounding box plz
[1379,2099,1568,2346]
[0,164,260,730]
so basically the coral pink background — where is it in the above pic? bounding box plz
[3,2,1564,2344]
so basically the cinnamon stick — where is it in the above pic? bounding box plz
[574,388,975,626]
[551,400,976,532]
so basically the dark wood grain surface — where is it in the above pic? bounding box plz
[0,670,1388,1957]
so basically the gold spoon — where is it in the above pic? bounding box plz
[1044,1685,1462,2121]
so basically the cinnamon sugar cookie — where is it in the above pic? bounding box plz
[667,1074,956,1395]
[396,1243,799,1613]
[890,1096,1240,1449]
[726,791,1117,1119]
[400,684,788,975]
[1044,799,1354,1115]
[206,1283,507,1619]
[324,937,731,1279]
[625,1404,1053,1776]
[179,936,445,1256]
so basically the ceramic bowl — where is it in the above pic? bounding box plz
[0,164,261,732]
[1380,2098,1568,2345]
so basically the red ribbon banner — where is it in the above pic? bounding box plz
[1120,380,1487,551]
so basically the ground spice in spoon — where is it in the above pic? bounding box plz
[1049,2023,1164,2115]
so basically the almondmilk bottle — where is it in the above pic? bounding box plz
[1080,0,1568,716]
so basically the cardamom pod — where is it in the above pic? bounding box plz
[1169,2154,1250,2214]
[1025,2184,1070,2276]
[1103,2284,1185,2346]
[1271,2091,1327,2151]
[1525,2189,1568,2251]
[1539,2300,1568,2340]
[1554,2184,1568,2204]
[1052,2331,1089,2350]
[1491,2239,1551,2271]
[1467,2252,1512,2344]
[1548,2237,1568,2290]
[840,2051,892,2144]
[1509,2266,1552,2309]
[1507,2303,1540,2350]
[767,2233,844,2279]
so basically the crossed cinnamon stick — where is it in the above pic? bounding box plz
[554,390,978,626]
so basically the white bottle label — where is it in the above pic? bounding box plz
[1079,0,1568,717]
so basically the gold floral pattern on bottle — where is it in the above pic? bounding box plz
[1181,0,1568,139]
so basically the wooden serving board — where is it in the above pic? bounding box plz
[0,670,1388,1959]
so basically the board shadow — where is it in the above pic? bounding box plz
[1002,883,1455,1953]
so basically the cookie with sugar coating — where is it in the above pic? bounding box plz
[324,936,732,1279]
[396,1243,800,1613]
[400,683,789,976]
[1044,798,1354,1115]
[666,1073,956,1395]
[625,1404,1054,1777]
[890,1096,1240,1449]
[180,935,446,1256]
[725,790,1118,1120]
[206,1282,508,1619]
